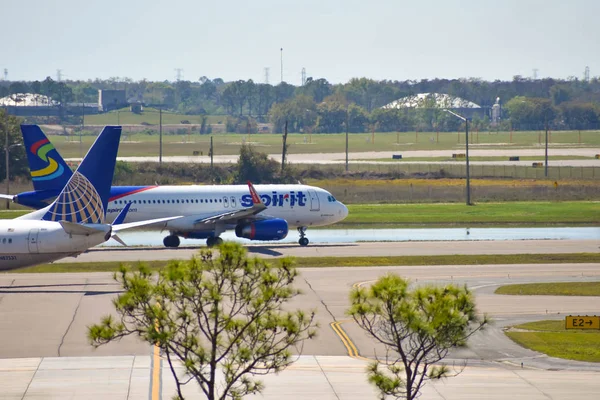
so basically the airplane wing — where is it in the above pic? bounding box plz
[112,216,183,232]
[193,181,267,226]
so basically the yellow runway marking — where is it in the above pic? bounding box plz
[329,280,377,362]
[151,309,162,400]
[330,320,372,362]
[352,280,375,289]
[151,343,161,400]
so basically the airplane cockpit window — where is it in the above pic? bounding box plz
[327,195,337,202]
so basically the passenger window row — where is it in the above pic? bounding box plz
[113,196,238,207]
[1,238,13,244]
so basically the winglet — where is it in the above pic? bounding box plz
[112,203,131,226]
[247,181,264,206]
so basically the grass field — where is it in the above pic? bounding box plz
[341,201,600,225]
[495,282,600,296]
[506,320,600,362]
[12,253,600,273]
[46,128,600,159]
[2,201,598,225]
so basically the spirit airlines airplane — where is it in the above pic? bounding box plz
[2,125,348,248]
[0,126,179,271]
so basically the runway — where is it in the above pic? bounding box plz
[107,147,600,165]
[57,239,600,263]
[1,256,600,398]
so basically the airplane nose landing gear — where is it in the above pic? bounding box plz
[206,236,223,247]
[297,226,309,246]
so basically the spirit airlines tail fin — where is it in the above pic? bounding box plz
[21,125,73,193]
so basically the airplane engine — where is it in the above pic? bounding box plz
[235,218,288,241]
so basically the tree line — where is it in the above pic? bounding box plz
[2,75,600,131]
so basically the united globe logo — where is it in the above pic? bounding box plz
[43,172,104,224]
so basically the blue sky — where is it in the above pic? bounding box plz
[3,0,598,84]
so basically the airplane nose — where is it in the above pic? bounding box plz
[338,203,349,221]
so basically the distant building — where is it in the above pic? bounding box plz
[491,97,502,124]
[0,93,99,117]
[0,93,58,107]
[382,92,485,119]
[129,101,143,114]
[0,93,59,116]
[98,89,127,112]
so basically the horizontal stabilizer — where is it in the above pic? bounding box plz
[59,221,105,236]
[0,194,14,200]
[111,234,127,246]
[111,216,182,232]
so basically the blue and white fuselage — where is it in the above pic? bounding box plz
[103,184,348,247]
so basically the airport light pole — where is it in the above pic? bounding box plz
[5,143,22,210]
[345,106,349,172]
[544,121,549,177]
[444,110,472,205]
[159,107,163,166]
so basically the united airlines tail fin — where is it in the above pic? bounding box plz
[21,125,73,192]
[41,126,122,224]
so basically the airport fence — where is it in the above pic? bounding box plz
[310,163,600,181]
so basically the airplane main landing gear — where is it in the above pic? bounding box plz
[297,226,309,246]
[163,234,181,248]
[206,236,223,247]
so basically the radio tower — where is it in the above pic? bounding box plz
[2,69,7,81]
[56,69,62,81]
[280,48,283,83]
[301,67,306,86]
[532,68,538,80]
[264,67,270,84]
[175,68,183,81]
[584,66,590,82]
